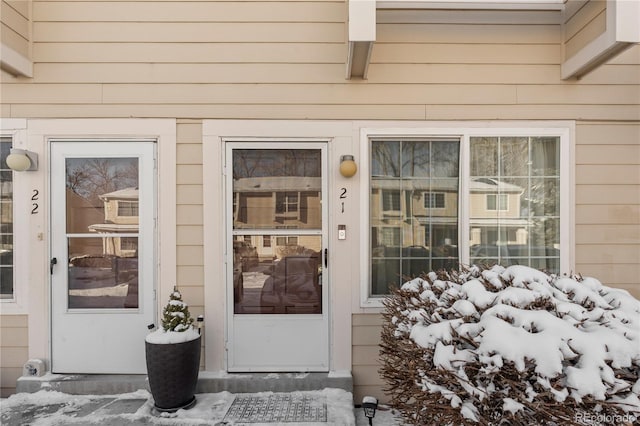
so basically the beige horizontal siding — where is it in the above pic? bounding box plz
[0,314,28,397]
[1,4,637,122]
[176,120,205,327]
[563,0,607,60]
[33,43,345,64]
[33,22,345,43]
[1,0,30,55]
[575,123,640,298]
[352,314,389,402]
[33,1,345,22]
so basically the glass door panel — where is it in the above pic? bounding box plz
[233,235,322,314]
[65,157,139,310]
[227,143,328,372]
[232,148,323,315]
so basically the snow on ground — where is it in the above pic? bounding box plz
[0,388,406,425]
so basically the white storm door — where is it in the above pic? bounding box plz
[227,143,329,371]
[50,141,156,374]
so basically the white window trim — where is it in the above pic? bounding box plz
[0,119,28,314]
[359,121,574,309]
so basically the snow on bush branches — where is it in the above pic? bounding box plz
[380,265,640,426]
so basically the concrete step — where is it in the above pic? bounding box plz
[17,371,353,396]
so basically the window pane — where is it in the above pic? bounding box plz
[500,137,529,177]
[470,136,560,273]
[0,138,13,299]
[470,137,498,176]
[532,137,559,176]
[370,139,460,296]
[531,178,560,216]
[431,141,460,177]
[372,141,400,177]
[401,141,430,177]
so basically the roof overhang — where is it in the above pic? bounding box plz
[346,0,639,81]
[347,0,376,79]
[561,0,640,79]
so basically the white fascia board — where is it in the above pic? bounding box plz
[377,0,566,10]
[615,0,640,43]
[0,43,33,77]
[349,0,376,41]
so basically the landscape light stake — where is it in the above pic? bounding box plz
[362,396,378,426]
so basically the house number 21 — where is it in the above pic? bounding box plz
[340,188,347,213]
[31,189,39,214]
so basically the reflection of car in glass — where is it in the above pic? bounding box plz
[233,240,259,269]
[260,252,321,314]
[67,254,139,308]
[232,250,244,303]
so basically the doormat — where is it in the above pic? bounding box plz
[223,394,327,423]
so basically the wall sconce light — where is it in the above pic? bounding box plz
[6,149,38,172]
[362,396,378,425]
[339,155,357,178]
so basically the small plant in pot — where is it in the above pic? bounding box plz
[145,287,201,413]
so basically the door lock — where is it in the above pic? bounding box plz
[50,257,57,275]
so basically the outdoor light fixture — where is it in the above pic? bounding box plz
[6,148,38,172]
[339,155,357,178]
[362,396,378,425]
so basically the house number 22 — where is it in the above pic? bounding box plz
[31,189,39,214]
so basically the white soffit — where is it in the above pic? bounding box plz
[377,0,566,10]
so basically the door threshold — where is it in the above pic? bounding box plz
[197,371,352,394]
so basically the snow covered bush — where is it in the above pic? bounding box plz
[380,265,640,426]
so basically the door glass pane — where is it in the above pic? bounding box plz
[233,149,321,230]
[233,235,322,314]
[65,157,139,309]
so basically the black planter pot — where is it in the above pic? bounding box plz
[145,335,201,412]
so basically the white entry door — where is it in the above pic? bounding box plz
[226,143,328,371]
[50,141,156,373]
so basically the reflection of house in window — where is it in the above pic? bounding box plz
[233,177,321,228]
[470,178,527,246]
[275,192,299,218]
[486,193,508,211]
[382,190,400,212]
[88,187,139,257]
[424,192,445,209]
[117,201,139,216]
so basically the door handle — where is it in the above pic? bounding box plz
[50,257,57,275]
[324,248,328,268]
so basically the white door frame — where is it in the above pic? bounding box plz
[18,118,176,371]
[203,120,355,374]
[225,141,329,371]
